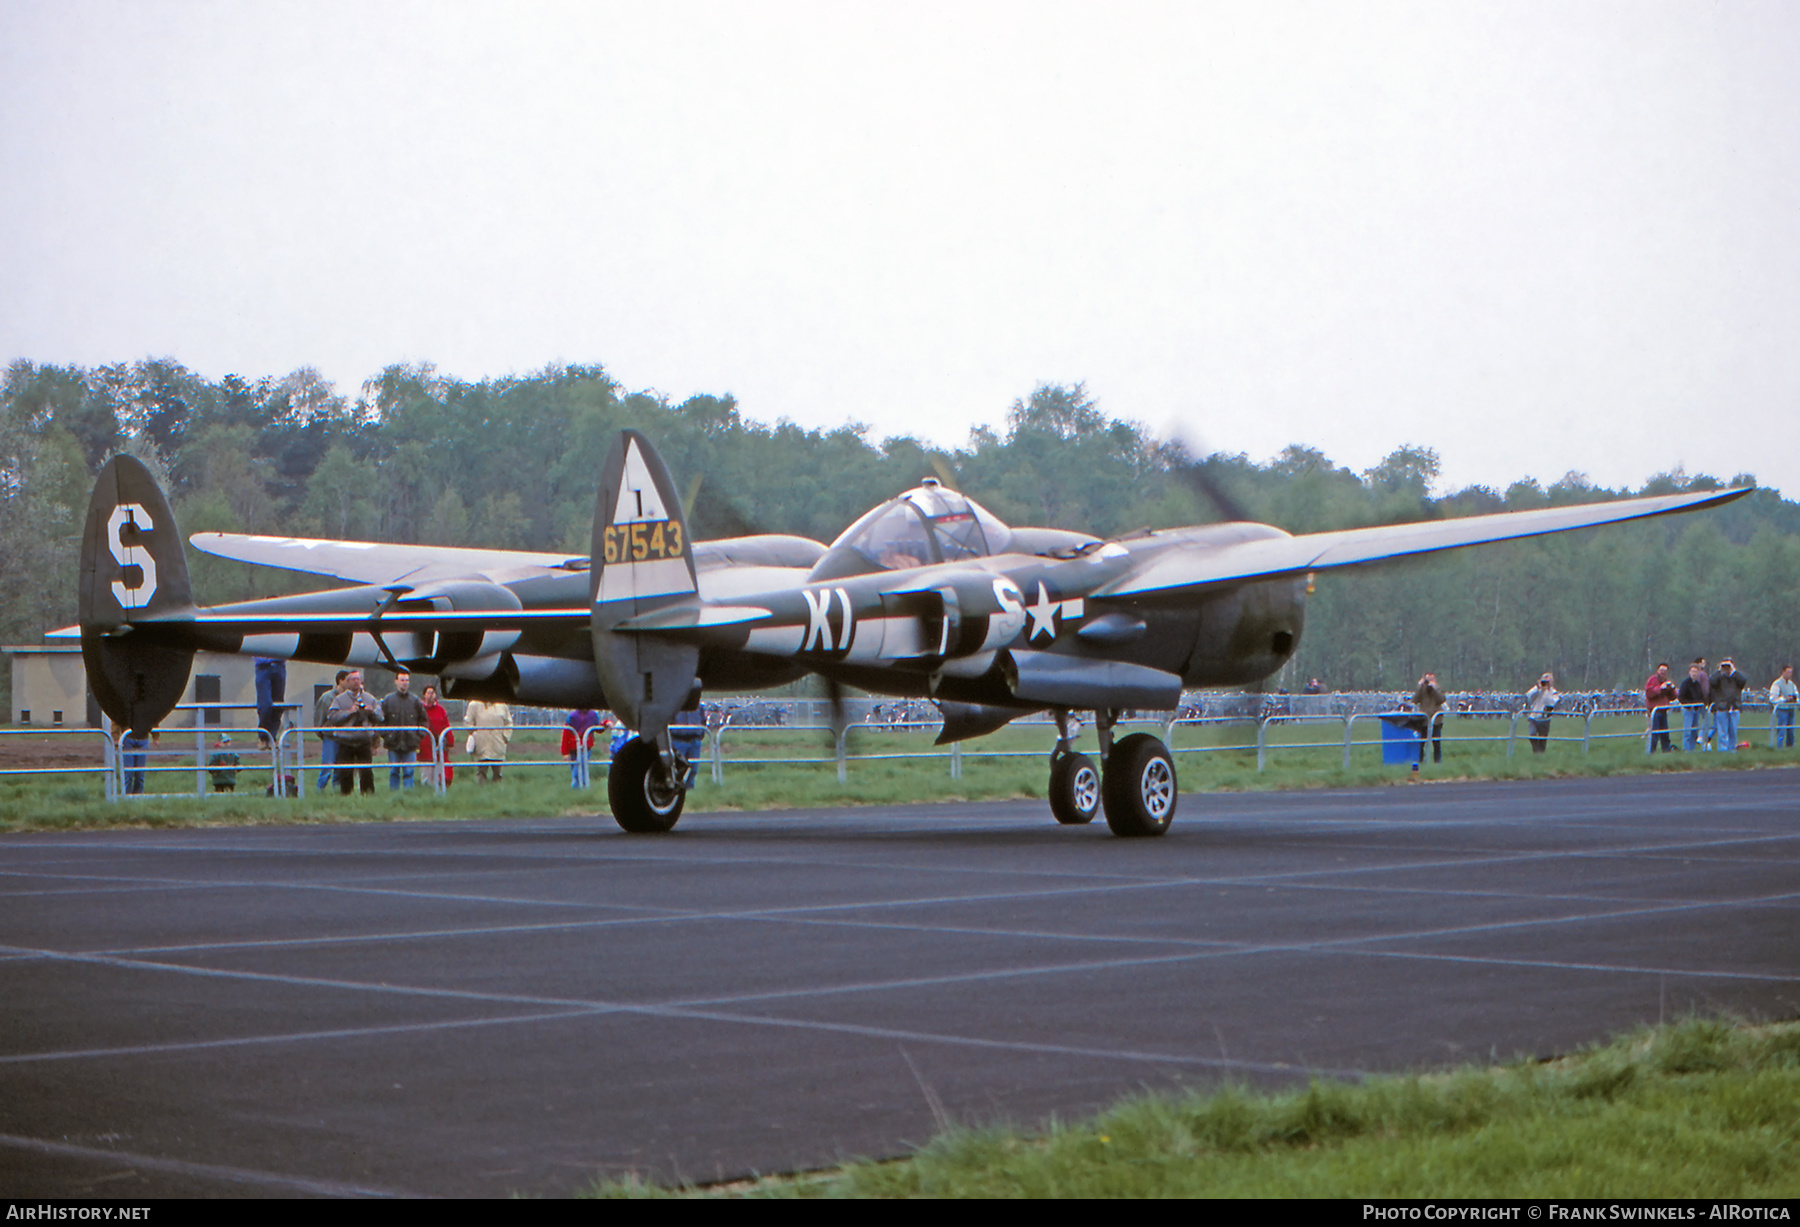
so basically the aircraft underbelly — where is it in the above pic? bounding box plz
[697,648,809,691]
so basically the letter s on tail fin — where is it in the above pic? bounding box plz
[79,455,196,735]
[589,431,701,745]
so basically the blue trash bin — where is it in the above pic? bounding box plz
[1378,715,1420,765]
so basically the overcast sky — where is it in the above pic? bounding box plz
[4,1,1797,498]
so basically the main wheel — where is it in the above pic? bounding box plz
[608,736,686,833]
[1101,733,1177,837]
[1048,751,1099,825]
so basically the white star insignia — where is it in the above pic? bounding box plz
[1027,581,1059,641]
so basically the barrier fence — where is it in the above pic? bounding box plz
[3,694,1795,800]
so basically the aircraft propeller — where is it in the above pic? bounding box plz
[681,473,766,539]
[1164,440,1253,524]
[822,675,850,753]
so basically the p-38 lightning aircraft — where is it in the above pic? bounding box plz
[68,430,1746,837]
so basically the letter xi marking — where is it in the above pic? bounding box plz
[802,587,854,653]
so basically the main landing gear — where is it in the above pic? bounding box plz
[608,736,693,833]
[1047,708,1177,837]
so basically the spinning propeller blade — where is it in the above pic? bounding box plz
[1165,440,1252,524]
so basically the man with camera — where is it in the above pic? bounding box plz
[1643,662,1677,753]
[1524,673,1559,753]
[1710,656,1749,753]
[327,669,382,794]
[1408,672,1446,775]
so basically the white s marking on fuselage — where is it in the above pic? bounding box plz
[990,577,1026,644]
[108,503,157,610]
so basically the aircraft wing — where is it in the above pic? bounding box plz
[189,531,826,587]
[1100,486,1752,600]
[189,532,578,585]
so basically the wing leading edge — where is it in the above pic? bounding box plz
[1100,486,1752,600]
[188,533,580,585]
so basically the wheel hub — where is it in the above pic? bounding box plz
[1140,758,1174,818]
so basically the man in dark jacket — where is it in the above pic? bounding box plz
[1710,656,1749,753]
[1677,659,1709,751]
[315,669,349,789]
[381,670,429,790]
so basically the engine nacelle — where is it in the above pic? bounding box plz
[1182,576,1307,687]
[441,653,608,708]
[400,581,523,671]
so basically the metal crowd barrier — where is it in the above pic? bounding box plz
[1166,700,1793,772]
[274,720,615,796]
[0,726,120,792]
[706,709,1175,783]
[11,691,1798,802]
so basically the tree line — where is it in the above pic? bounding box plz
[4,358,1795,710]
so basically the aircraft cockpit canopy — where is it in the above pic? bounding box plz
[808,479,1013,581]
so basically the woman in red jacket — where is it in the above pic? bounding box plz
[562,708,606,788]
[420,685,455,787]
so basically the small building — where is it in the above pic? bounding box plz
[6,645,91,728]
[6,645,349,731]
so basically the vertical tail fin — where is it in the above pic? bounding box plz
[78,455,196,735]
[589,431,701,745]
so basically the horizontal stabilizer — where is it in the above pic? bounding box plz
[182,607,588,633]
[612,604,773,634]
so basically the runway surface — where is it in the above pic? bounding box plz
[2,770,1796,1197]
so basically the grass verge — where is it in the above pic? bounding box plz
[581,1017,1800,1198]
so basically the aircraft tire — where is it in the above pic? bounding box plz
[1048,751,1099,825]
[608,737,686,834]
[1101,733,1177,837]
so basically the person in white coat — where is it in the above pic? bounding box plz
[464,700,513,782]
[1772,664,1798,750]
[1524,673,1559,754]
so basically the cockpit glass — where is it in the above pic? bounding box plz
[910,487,990,562]
[850,502,934,571]
[828,482,1010,575]
[929,509,985,561]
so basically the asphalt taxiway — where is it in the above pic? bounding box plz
[2,770,1795,1196]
